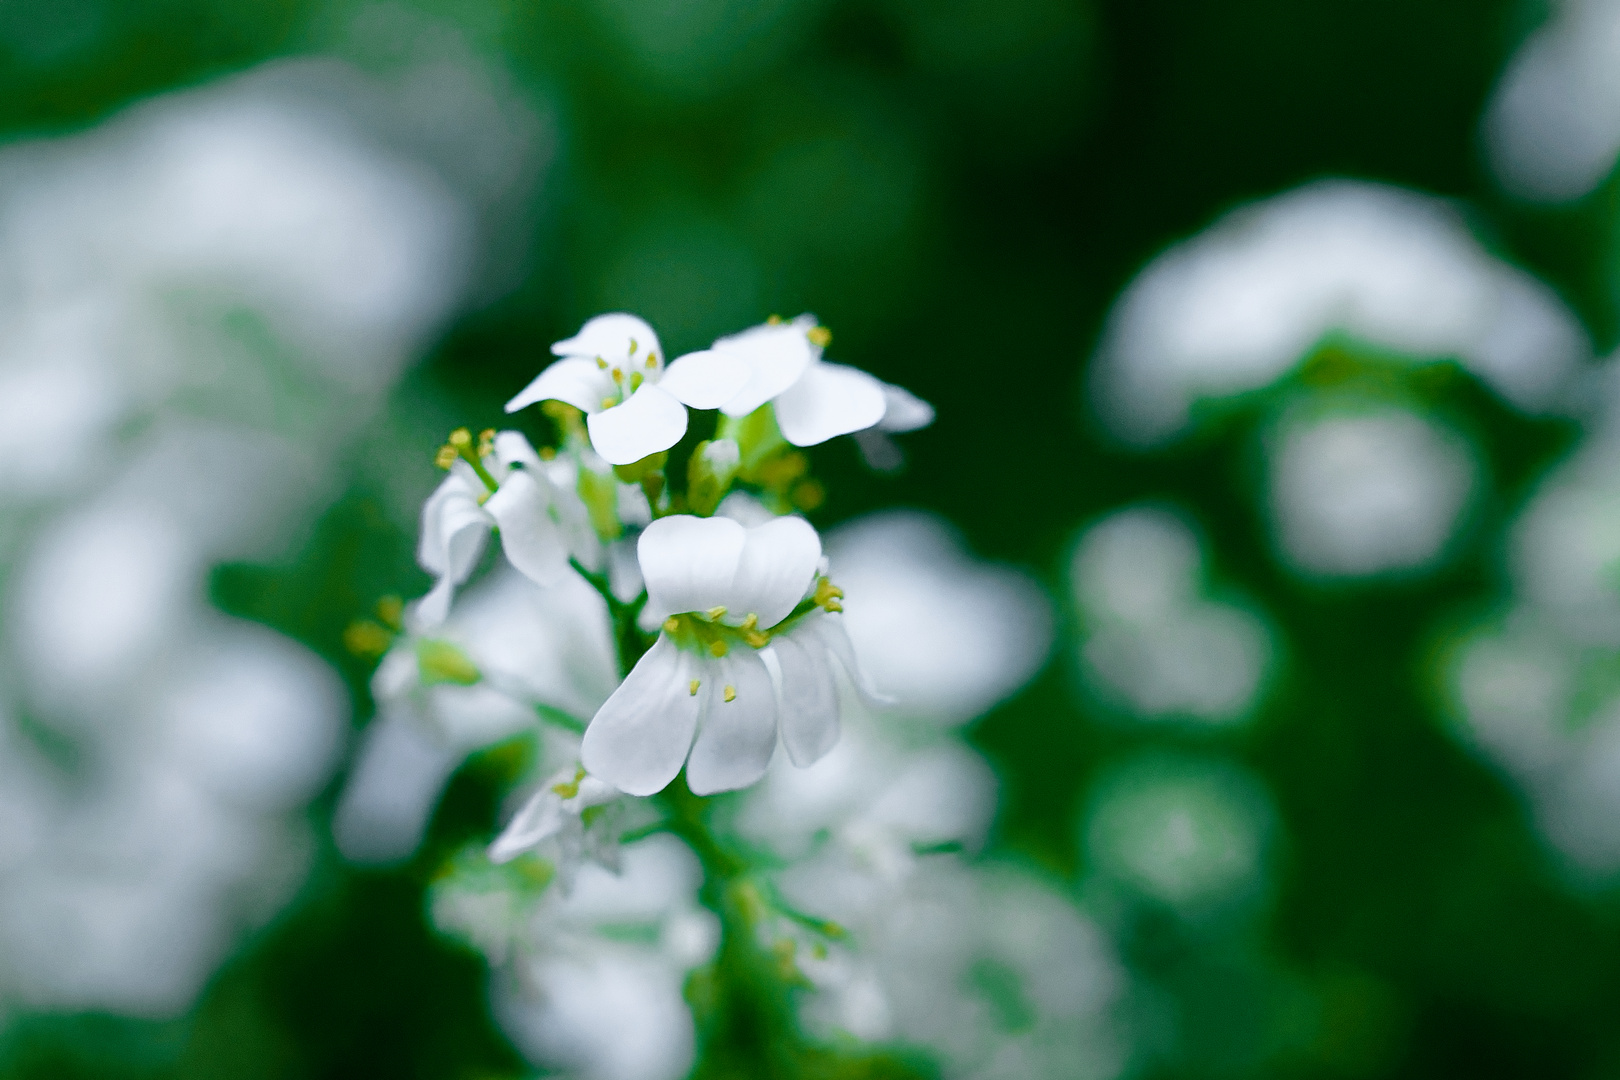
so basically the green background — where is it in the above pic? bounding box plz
[2,0,1615,1077]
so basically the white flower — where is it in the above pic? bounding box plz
[708,314,933,447]
[457,835,719,1080]
[504,313,750,467]
[488,764,626,886]
[417,430,585,627]
[333,565,618,865]
[580,514,863,796]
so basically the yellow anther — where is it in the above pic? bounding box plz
[807,325,832,348]
[629,371,644,392]
[628,337,639,355]
[766,314,782,325]
[477,428,496,457]
[689,679,700,696]
[375,595,404,630]
[611,367,624,383]
[709,640,729,658]
[723,685,737,703]
[813,578,845,610]
[706,606,728,620]
[664,617,681,634]
[448,427,472,448]
[645,355,657,369]
[739,613,758,631]
[434,445,458,470]
[539,446,557,460]
[743,629,770,649]
[596,357,609,370]
[601,397,617,410]
[343,620,393,659]
[824,598,843,613]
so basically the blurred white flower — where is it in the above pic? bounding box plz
[335,563,619,865]
[825,510,1052,726]
[1267,407,1478,578]
[582,514,858,796]
[1072,507,1273,724]
[1484,0,1620,201]
[1446,417,1620,879]
[1082,753,1275,921]
[488,764,626,886]
[1089,181,1587,447]
[505,313,750,466]
[435,834,719,1080]
[737,711,1129,1079]
[415,430,586,626]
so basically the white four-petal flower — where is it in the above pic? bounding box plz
[417,432,582,627]
[709,314,934,447]
[505,313,750,467]
[581,514,859,796]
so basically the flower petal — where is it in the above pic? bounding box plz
[660,349,751,409]
[716,321,817,416]
[728,516,822,628]
[807,610,890,706]
[773,362,889,446]
[877,381,935,433]
[553,312,663,365]
[419,473,492,585]
[581,635,701,796]
[768,631,840,768]
[586,384,688,466]
[332,714,462,864]
[686,650,778,795]
[488,784,569,863]
[485,469,571,587]
[493,430,545,470]
[506,356,610,414]
[639,515,746,622]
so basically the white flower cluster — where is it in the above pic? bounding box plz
[359,340,1130,1080]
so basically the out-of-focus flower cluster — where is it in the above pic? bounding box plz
[0,46,540,1018]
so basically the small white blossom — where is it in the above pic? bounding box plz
[488,764,626,887]
[581,514,863,796]
[707,314,933,447]
[417,431,586,627]
[504,313,750,466]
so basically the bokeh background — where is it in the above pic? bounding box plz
[3,0,1620,1076]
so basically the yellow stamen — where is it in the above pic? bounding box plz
[630,371,644,392]
[723,685,736,703]
[645,355,657,369]
[739,613,758,631]
[743,629,770,649]
[448,427,472,448]
[807,325,832,348]
[601,397,617,410]
[706,606,728,620]
[766,314,782,325]
[709,640,729,658]
[628,337,639,355]
[689,679,700,696]
[610,368,623,383]
[539,446,557,460]
[375,595,404,630]
[434,445,458,470]
[664,617,681,634]
[477,428,496,458]
[596,357,609,369]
